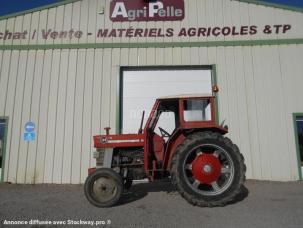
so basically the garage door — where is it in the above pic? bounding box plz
[121,68,213,134]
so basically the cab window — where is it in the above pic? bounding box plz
[183,99,211,122]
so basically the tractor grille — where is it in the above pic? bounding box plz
[94,149,105,166]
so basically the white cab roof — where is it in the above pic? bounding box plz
[157,93,214,99]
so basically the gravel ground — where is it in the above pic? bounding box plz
[0,180,303,228]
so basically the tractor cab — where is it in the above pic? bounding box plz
[143,94,227,174]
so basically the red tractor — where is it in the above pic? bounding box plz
[84,94,246,207]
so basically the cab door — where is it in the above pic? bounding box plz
[152,109,177,162]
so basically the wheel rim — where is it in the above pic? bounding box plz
[92,177,118,203]
[183,144,235,196]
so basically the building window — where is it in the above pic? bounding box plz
[295,116,303,167]
[0,118,8,181]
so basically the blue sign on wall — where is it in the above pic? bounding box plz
[24,132,36,141]
[25,122,35,132]
[24,121,36,141]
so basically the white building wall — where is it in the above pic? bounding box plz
[0,0,303,183]
[0,45,303,183]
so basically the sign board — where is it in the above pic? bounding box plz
[110,0,185,22]
[24,132,36,141]
[24,121,36,141]
[25,122,35,132]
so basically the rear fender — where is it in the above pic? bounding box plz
[164,127,227,171]
[163,131,185,171]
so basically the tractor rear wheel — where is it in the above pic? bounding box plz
[84,168,123,207]
[171,131,246,207]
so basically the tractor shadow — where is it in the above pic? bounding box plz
[118,180,249,206]
[118,180,175,206]
[228,184,249,205]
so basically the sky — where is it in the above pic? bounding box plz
[0,0,303,17]
[0,0,63,16]
[264,0,303,7]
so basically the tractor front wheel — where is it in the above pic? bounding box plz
[171,132,246,207]
[84,168,123,207]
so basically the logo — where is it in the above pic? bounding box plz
[110,0,185,22]
[101,137,108,144]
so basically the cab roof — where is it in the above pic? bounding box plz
[157,94,214,100]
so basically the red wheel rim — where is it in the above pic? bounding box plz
[191,153,222,185]
[183,144,235,196]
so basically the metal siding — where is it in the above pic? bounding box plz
[81,49,94,182]
[215,47,228,130]
[27,50,44,184]
[42,50,55,183]
[89,49,102,174]
[70,1,81,45]
[12,17,23,45]
[278,45,303,180]
[12,51,27,183]
[252,47,273,180]
[44,50,60,183]
[62,49,77,183]
[5,51,20,183]
[204,0,215,42]
[91,49,103,137]
[188,0,198,43]
[266,46,290,180]
[71,49,86,184]
[110,48,120,130]
[240,47,261,179]
[138,48,147,66]
[61,4,72,45]
[53,50,69,184]
[87,0,98,43]
[21,14,31,45]
[23,51,37,184]
[100,49,112,132]
[0,20,6,45]
[0,0,303,183]
[1,45,303,182]
[238,1,251,41]
[233,47,253,178]
[37,10,47,45]
[29,12,40,45]
[37,50,53,183]
[79,0,89,44]
[54,6,64,45]
[45,8,57,45]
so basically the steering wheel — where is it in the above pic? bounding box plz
[158,127,171,138]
